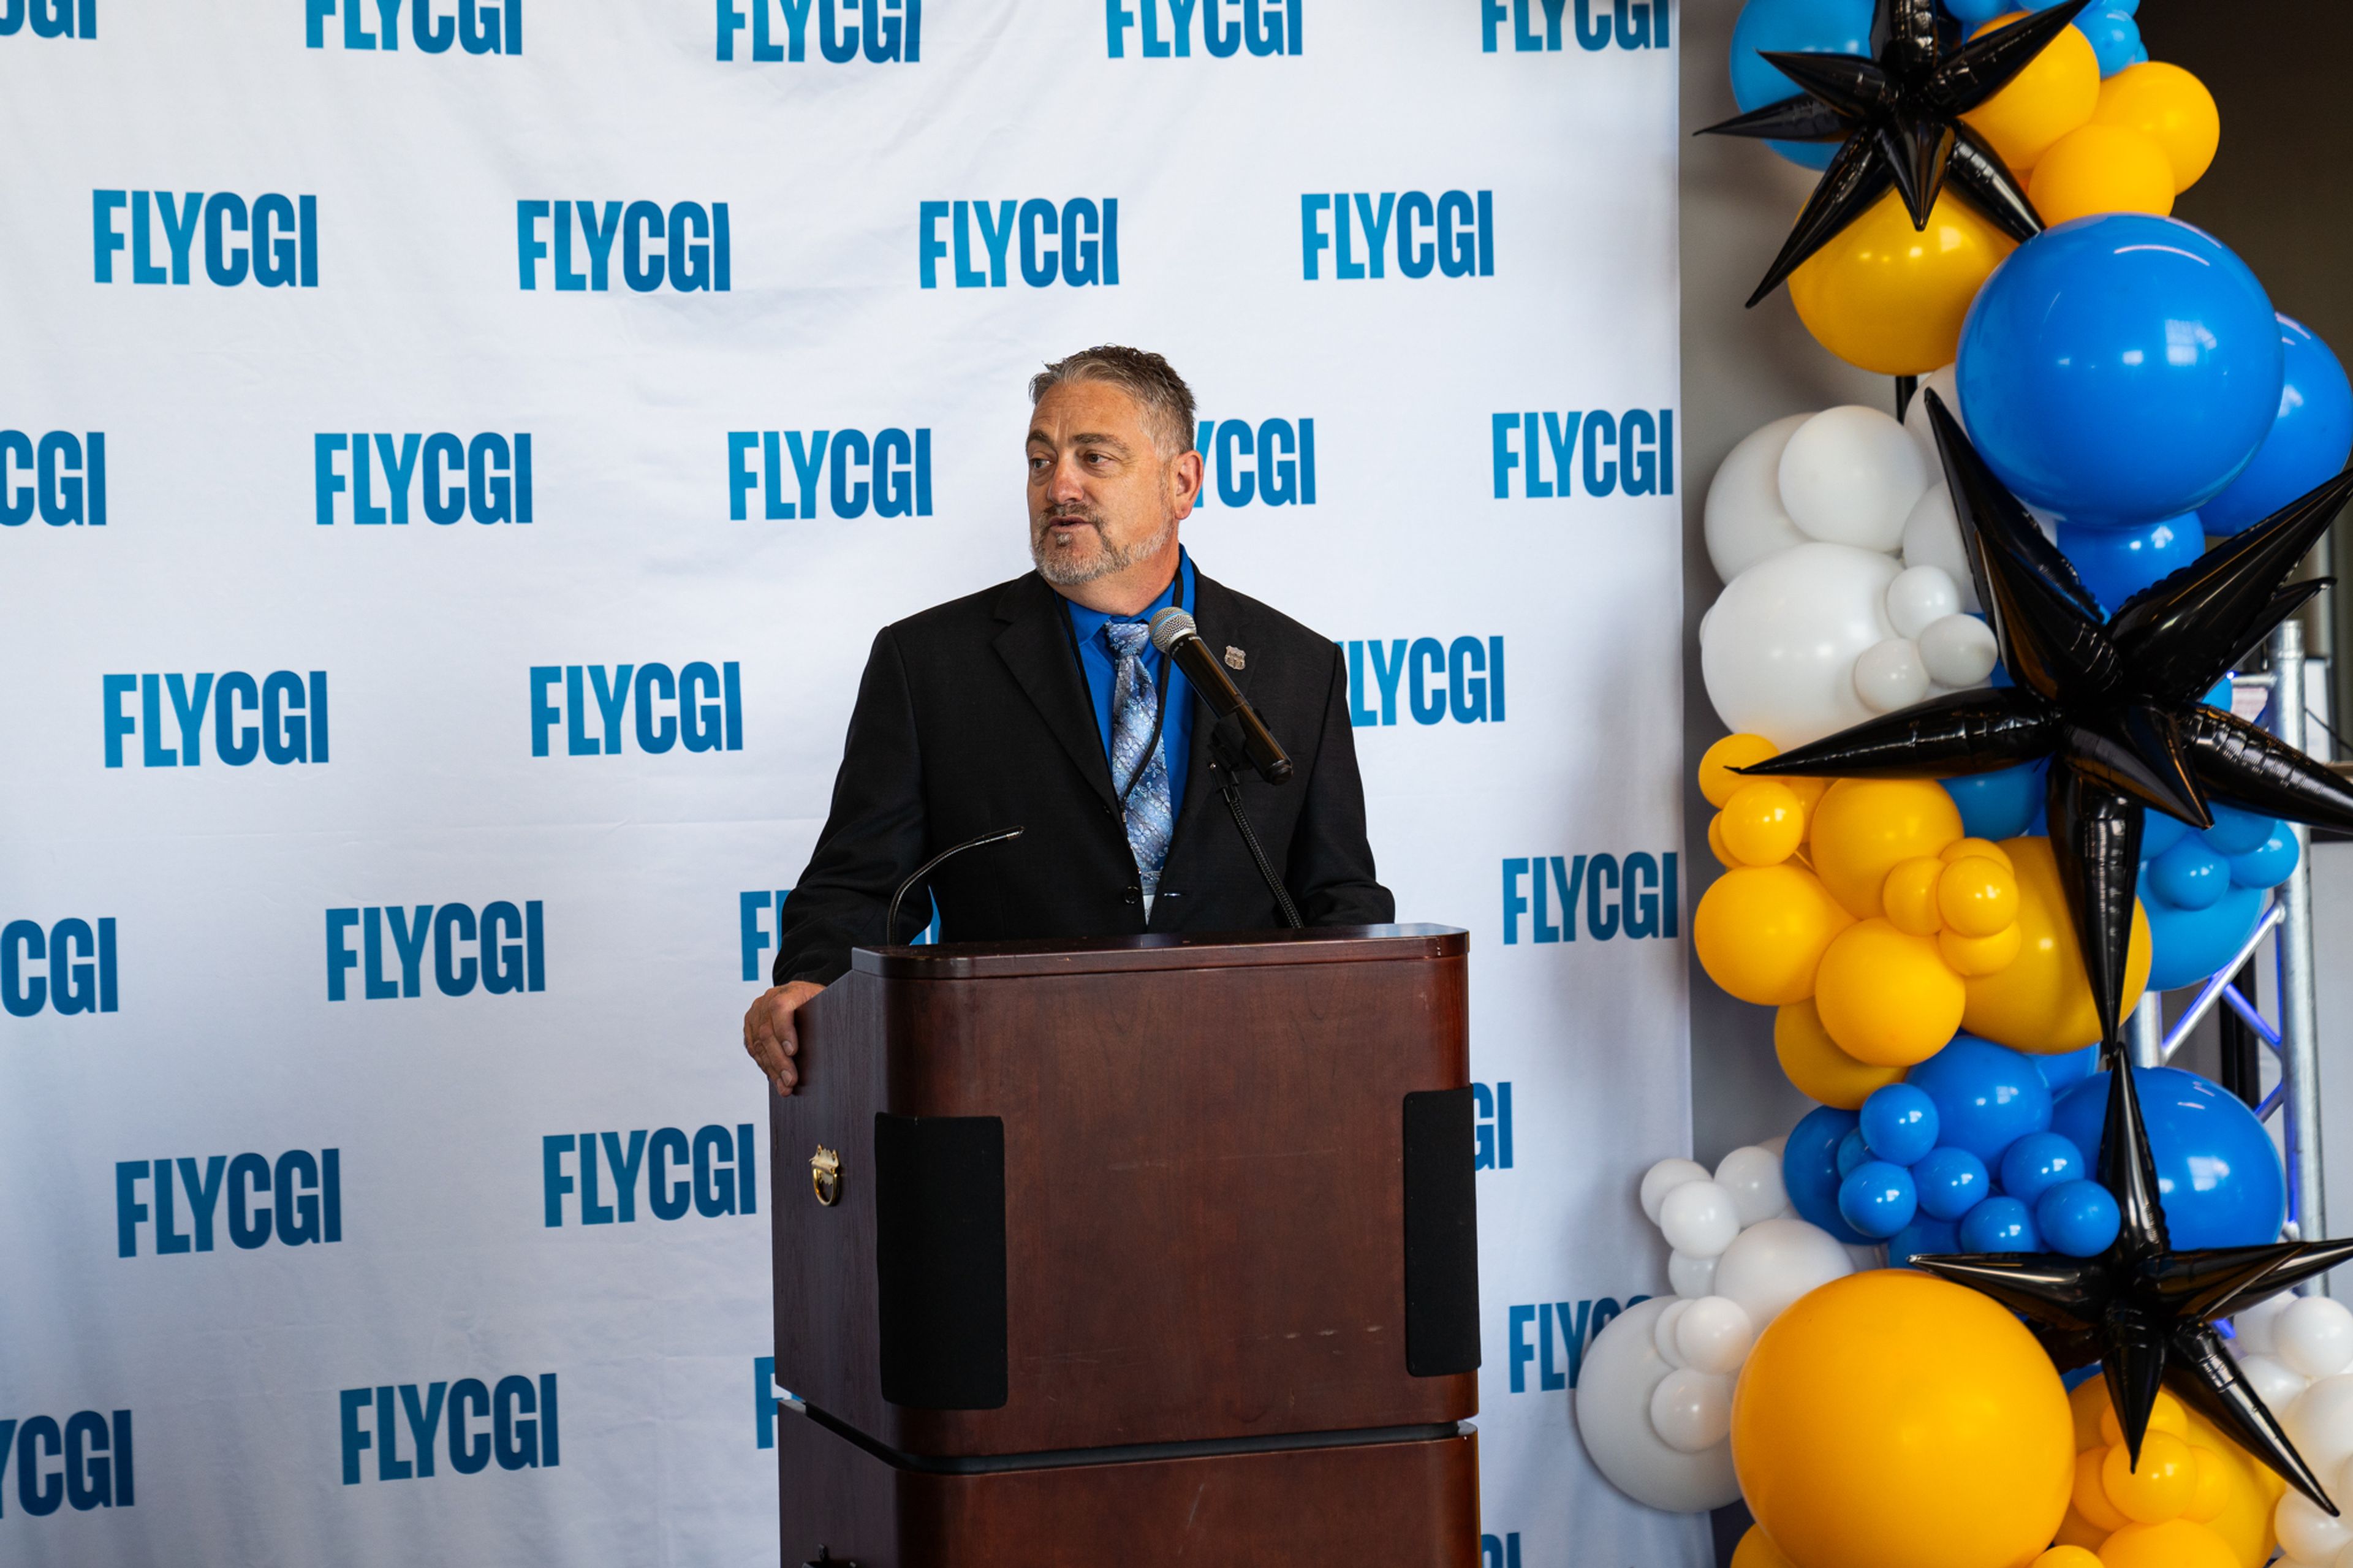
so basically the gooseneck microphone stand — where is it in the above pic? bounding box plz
[1210,725,1303,930]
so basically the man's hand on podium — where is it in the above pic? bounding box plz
[743,980,825,1097]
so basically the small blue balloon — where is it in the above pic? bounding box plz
[2052,1066,2287,1249]
[1784,1104,1873,1244]
[2037,1179,2124,1256]
[2140,806,2192,861]
[2053,516,2202,615]
[1999,1131,2085,1204]
[2151,837,2231,911]
[1728,0,1876,169]
[2229,827,2301,890]
[1906,1035,2055,1162]
[1960,1195,2042,1253]
[2075,7,2142,77]
[1941,759,2046,841]
[2143,884,2268,993]
[1890,1216,1961,1268]
[1914,1146,1993,1221]
[2201,316,2353,536]
[1836,1127,1871,1178]
[1839,1161,1920,1240]
[1860,1083,1941,1167]
[2204,801,2276,857]
[2037,1045,2101,1096]
[1957,214,2284,525]
[1941,0,2005,23]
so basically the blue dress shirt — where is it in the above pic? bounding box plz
[1062,548,1195,814]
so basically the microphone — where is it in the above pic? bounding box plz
[1148,608,1293,784]
[884,826,1025,946]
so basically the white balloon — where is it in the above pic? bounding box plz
[1673,1296,1756,1376]
[1715,1146,1789,1227]
[1653,1298,1692,1368]
[1854,638,1931,714]
[1902,364,1963,471]
[1650,1368,1733,1453]
[1705,414,1815,585]
[2337,1454,2353,1518]
[1711,1217,1857,1333]
[2281,1491,2353,1564]
[1660,1181,1742,1260]
[2336,1545,2353,1568]
[1886,565,1962,640]
[2237,1293,2295,1356]
[2237,1353,2311,1415]
[1640,1157,1710,1225]
[1760,1134,1788,1159]
[1669,1249,1720,1300]
[1899,483,1984,614]
[2281,1297,2353,1381]
[1919,614,1999,689]
[1779,406,1928,552]
[2286,1376,2353,1477]
[1701,543,1901,748]
[1574,1298,1743,1512]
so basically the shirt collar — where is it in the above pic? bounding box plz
[1062,547,1192,646]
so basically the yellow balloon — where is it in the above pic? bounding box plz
[1731,1524,1799,1568]
[2096,1519,2239,1568]
[1963,13,2101,172]
[1702,733,1780,808]
[2092,61,2221,192]
[2029,123,2177,227]
[2099,1388,2188,1447]
[2072,1447,2128,1531]
[2102,1431,2197,1524]
[2069,1374,2282,1568]
[1815,919,1969,1065]
[1961,837,2151,1053]
[1942,837,2014,871]
[1941,922,2025,976]
[2031,1549,2104,1568]
[1695,864,1855,1006]
[1790,188,2017,376]
[1732,1271,2074,1568]
[2186,1446,2231,1523]
[1710,812,1740,870]
[1808,778,1966,919]
[1723,781,1807,866]
[1884,855,1947,936]
[1938,854,2020,937]
[1775,999,1908,1108]
[2050,1507,2109,1552]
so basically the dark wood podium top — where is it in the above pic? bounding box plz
[852,923,1466,979]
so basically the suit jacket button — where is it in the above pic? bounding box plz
[1123,885,1141,905]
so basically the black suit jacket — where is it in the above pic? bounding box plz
[771,566,1395,985]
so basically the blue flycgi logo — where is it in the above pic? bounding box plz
[1343,637,1504,727]
[718,0,920,61]
[1302,192,1492,281]
[1482,0,1668,53]
[542,1127,757,1225]
[1106,0,1300,57]
[0,1412,134,1517]
[919,200,1120,289]
[326,903,545,1000]
[1501,854,1679,944]
[1504,1295,1648,1392]
[1191,418,1314,509]
[104,672,329,769]
[2,1,97,39]
[2,918,116,1017]
[307,0,521,52]
[727,430,933,520]
[116,1151,341,1256]
[2,432,104,527]
[517,202,730,292]
[1474,1081,1514,1170]
[94,192,318,287]
[1491,409,1673,498]
[316,434,532,525]
[338,1376,556,1483]
[530,664,743,757]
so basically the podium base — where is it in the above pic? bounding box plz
[776,1403,1480,1567]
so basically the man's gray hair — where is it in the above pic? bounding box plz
[1029,345,1197,458]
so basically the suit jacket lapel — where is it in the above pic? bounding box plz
[993,574,1120,812]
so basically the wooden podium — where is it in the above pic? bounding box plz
[769,925,1480,1567]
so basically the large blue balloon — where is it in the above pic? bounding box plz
[1957,214,2284,525]
[2075,7,2143,77]
[2200,316,2353,536]
[1728,0,1874,169]
[1784,1104,1873,1244]
[1906,1034,2054,1162]
[2051,1066,2287,1249]
[1942,758,2046,840]
[2053,515,2203,616]
[2142,883,2267,991]
[2038,1045,2101,1096]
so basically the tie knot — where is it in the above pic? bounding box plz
[1104,621,1151,658]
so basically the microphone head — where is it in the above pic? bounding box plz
[1148,606,1197,653]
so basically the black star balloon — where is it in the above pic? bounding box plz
[1700,0,2088,306]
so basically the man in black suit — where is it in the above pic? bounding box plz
[742,346,1392,1094]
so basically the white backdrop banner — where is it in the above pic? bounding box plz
[0,2,1696,1563]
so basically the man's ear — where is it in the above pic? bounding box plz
[1170,447,1205,520]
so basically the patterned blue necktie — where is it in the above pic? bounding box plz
[1104,621,1174,903]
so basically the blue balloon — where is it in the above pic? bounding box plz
[1860,1083,1941,1166]
[1840,1161,1920,1240]
[1914,1145,1993,1221]
[1957,214,2284,524]
[2143,884,2267,992]
[2140,806,2192,860]
[1999,1130,2085,1204]
[2204,801,2276,857]
[2150,838,2230,911]
[2037,1179,2124,1256]
[2053,516,2202,615]
[1890,1216,1961,1268]
[2051,1066,2287,1249]
[1960,1195,2042,1253]
[1728,0,1875,169]
[2038,1045,2101,1096]
[2076,7,2142,77]
[1941,758,2045,841]
[2200,316,2353,536]
[1906,1035,2055,1162]
[1941,0,2006,23]
[2229,826,2302,890]
[1836,1127,1871,1178]
[1785,1105,1873,1244]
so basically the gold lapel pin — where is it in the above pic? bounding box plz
[1223,646,1246,671]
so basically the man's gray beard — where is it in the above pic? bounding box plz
[1030,513,1175,586]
